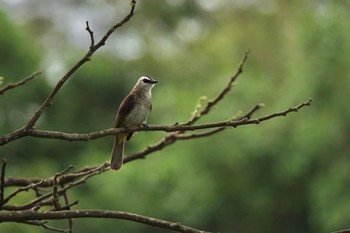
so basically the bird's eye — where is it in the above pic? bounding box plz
[142,79,151,83]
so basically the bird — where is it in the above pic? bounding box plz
[110,76,158,171]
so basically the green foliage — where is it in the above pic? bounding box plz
[1,1,350,233]
[0,10,49,169]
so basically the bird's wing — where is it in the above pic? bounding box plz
[114,93,136,128]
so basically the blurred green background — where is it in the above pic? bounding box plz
[1,0,350,232]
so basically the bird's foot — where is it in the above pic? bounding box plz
[140,123,150,130]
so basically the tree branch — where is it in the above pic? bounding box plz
[2,98,312,190]
[0,159,7,210]
[0,71,41,95]
[0,209,212,233]
[12,98,311,143]
[61,184,74,232]
[3,180,45,205]
[124,98,311,163]
[52,166,74,210]
[4,163,109,188]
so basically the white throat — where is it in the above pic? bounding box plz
[144,87,153,99]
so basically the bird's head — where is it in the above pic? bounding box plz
[136,76,158,92]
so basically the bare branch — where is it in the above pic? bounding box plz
[4,177,50,187]
[0,209,212,233]
[4,163,109,188]
[176,103,264,140]
[94,0,136,49]
[85,21,95,47]
[10,98,311,143]
[58,200,79,211]
[3,180,45,205]
[247,98,312,123]
[22,220,67,233]
[176,127,225,140]
[0,71,41,95]
[239,103,265,120]
[2,163,109,210]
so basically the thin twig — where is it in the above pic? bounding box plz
[176,128,225,140]
[3,180,45,204]
[0,71,41,95]
[94,0,136,49]
[52,166,74,210]
[22,220,67,233]
[61,184,73,233]
[52,176,60,210]
[239,103,264,120]
[58,200,79,211]
[58,162,108,185]
[86,21,95,47]
[125,134,178,162]
[2,164,109,210]
[177,103,264,140]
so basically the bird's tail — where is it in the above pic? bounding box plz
[110,133,127,171]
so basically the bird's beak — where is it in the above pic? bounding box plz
[150,79,158,84]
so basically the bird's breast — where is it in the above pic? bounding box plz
[124,98,151,127]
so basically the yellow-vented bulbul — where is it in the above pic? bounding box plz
[110,76,158,171]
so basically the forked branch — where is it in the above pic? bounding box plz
[0,72,41,95]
